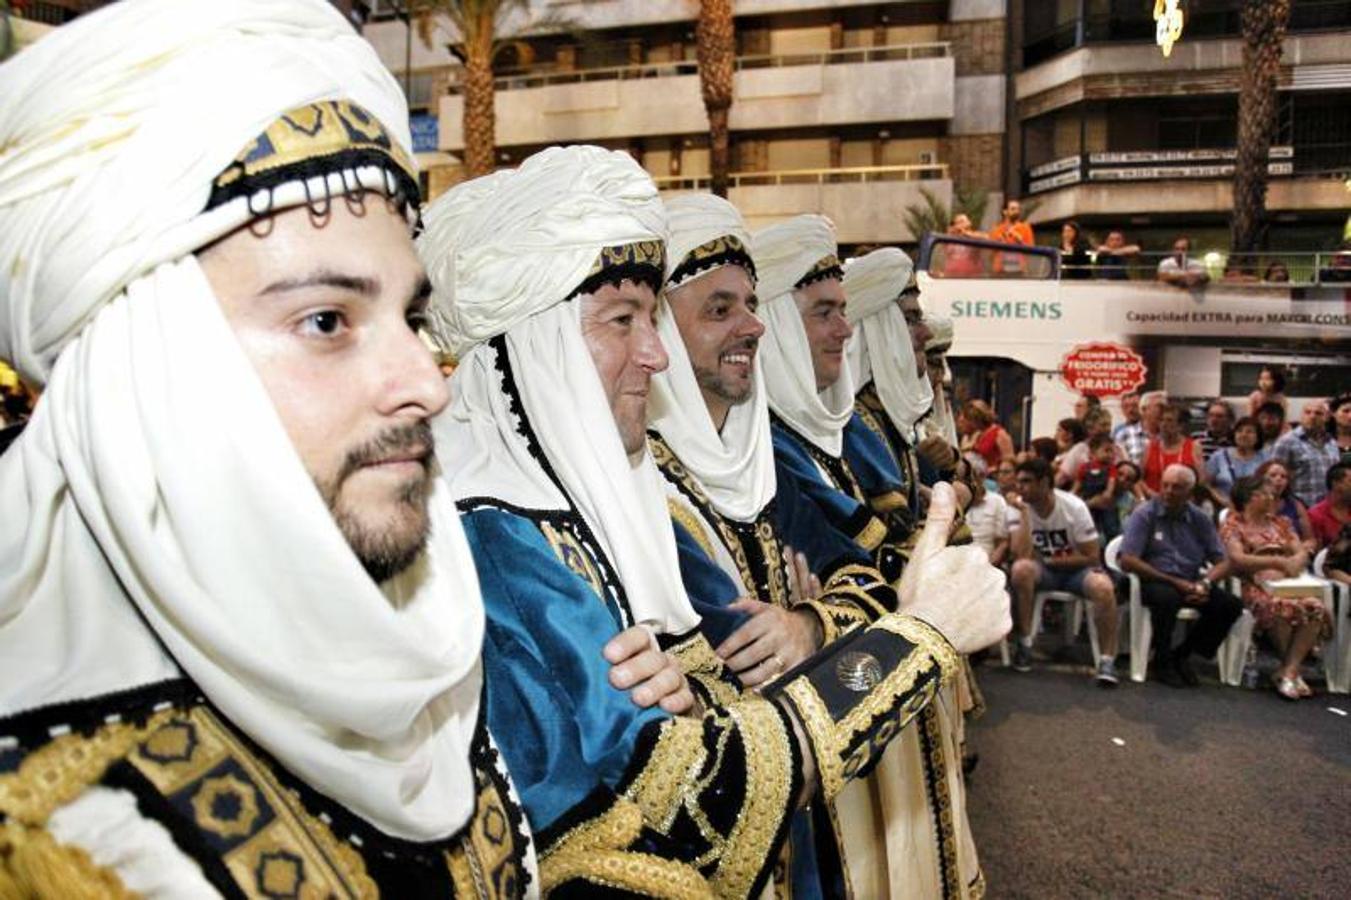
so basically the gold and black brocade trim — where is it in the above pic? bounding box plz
[848,509,889,552]
[764,615,959,801]
[651,432,792,610]
[667,234,758,289]
[621,700,802,899]
[207,100,419,213]
[569,241,667,301]
[795,598,870,646]
[538,787,712,898]
[659,628,742,709]
[917,704,961,900]
[0,680,532,899]
[794,254,843,289]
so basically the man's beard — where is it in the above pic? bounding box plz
[694,341,756,408]
[316,421,434,584]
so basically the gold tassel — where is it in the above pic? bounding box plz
[0,822,136,900]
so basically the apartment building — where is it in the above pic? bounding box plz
[362,0,1010,249]
[1009,0,1351,253]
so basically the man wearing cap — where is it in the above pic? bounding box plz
[0,3,690,896]
[420,146,1009,897]
[651,196,989,897]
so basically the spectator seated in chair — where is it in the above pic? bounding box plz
[1006,457,1120,686]
[1221,476,1334,700]
[1117,465,1244,688]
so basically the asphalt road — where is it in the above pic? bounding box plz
[965,662,1351,899]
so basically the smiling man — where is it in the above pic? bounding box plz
[421,147,1010,897]
[650,196,991,897]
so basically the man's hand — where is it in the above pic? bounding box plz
[899,483,1011,654]
[1181,578,1209,604]
[604,626,696,715]
[784,546,822,605]
[716,598,821,689]
[1005,490,1026,513]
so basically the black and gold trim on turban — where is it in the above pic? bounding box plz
[568,240,666,300]
[666,234,758,290]
[205,100,419,214]
[795,253,843,290]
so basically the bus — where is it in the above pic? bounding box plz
[914,234,1351,444]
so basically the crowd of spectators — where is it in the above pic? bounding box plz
[961,379,1351,699]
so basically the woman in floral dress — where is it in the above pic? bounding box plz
[1222,477,1332,700]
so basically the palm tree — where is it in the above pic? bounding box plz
[1231,0,1291,254]
[412,1,574,178]
[694,0,735,198]
[901,186,994,242]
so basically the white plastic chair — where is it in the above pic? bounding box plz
[1029,589,1099,663]
[1104,534,1252,685]
[1314,548,1350,694]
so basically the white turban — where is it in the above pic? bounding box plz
[0,0,487,843]
[424,146,667,358]
[843,248,933,444]
[752,214,854,457]
[649,193,775,523]
[423,146,700,636]
[925,311,954,352]
[920,312,959,447]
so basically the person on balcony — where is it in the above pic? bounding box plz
[1156,235,1210,288]
[1222,477,1333,700]
[990,198,1034,275]
[1059,221,1092,280]
[1094,230,1142,280]
[1118,465,1243,688]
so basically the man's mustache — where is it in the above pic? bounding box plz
[335,421,434,485]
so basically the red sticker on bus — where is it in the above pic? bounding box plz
[1060,342,1147,397]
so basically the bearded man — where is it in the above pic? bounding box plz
[651,196,991,897]
[0,3,677,896]
[419,146,1009,897]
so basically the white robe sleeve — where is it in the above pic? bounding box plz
[46,786,221,899]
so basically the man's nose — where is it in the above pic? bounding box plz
[383,323,451,419]
[636,319,669,374]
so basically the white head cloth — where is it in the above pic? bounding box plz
[649,193,775,523]
[752,215,853,457]
[0,0,486,842]
[921,312,959,447]
[422,146,700,635]
[843,247,933,445]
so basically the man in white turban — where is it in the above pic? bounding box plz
[0,3,656,896]
[843,247,935,522]
[755,217,914,582]
[653,196,1002,898]
[420,146,1009,897]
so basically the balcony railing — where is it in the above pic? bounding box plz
[652,163,950,192]
[452,42,951,94]
[1023,147,1301,195]
[1023,0,1351,67]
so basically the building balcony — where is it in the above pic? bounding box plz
[1021,145,1350,220]
[436,43,955,151]
[654,164,952,244]
[1014,31,1351,119]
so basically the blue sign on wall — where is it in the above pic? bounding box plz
[410,115,439,154]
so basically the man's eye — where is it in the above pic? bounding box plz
[407,310,430,331]
[299,310,346,336]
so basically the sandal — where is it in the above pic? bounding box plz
[1275,676,1301,701]
[1294,676,1313,698]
